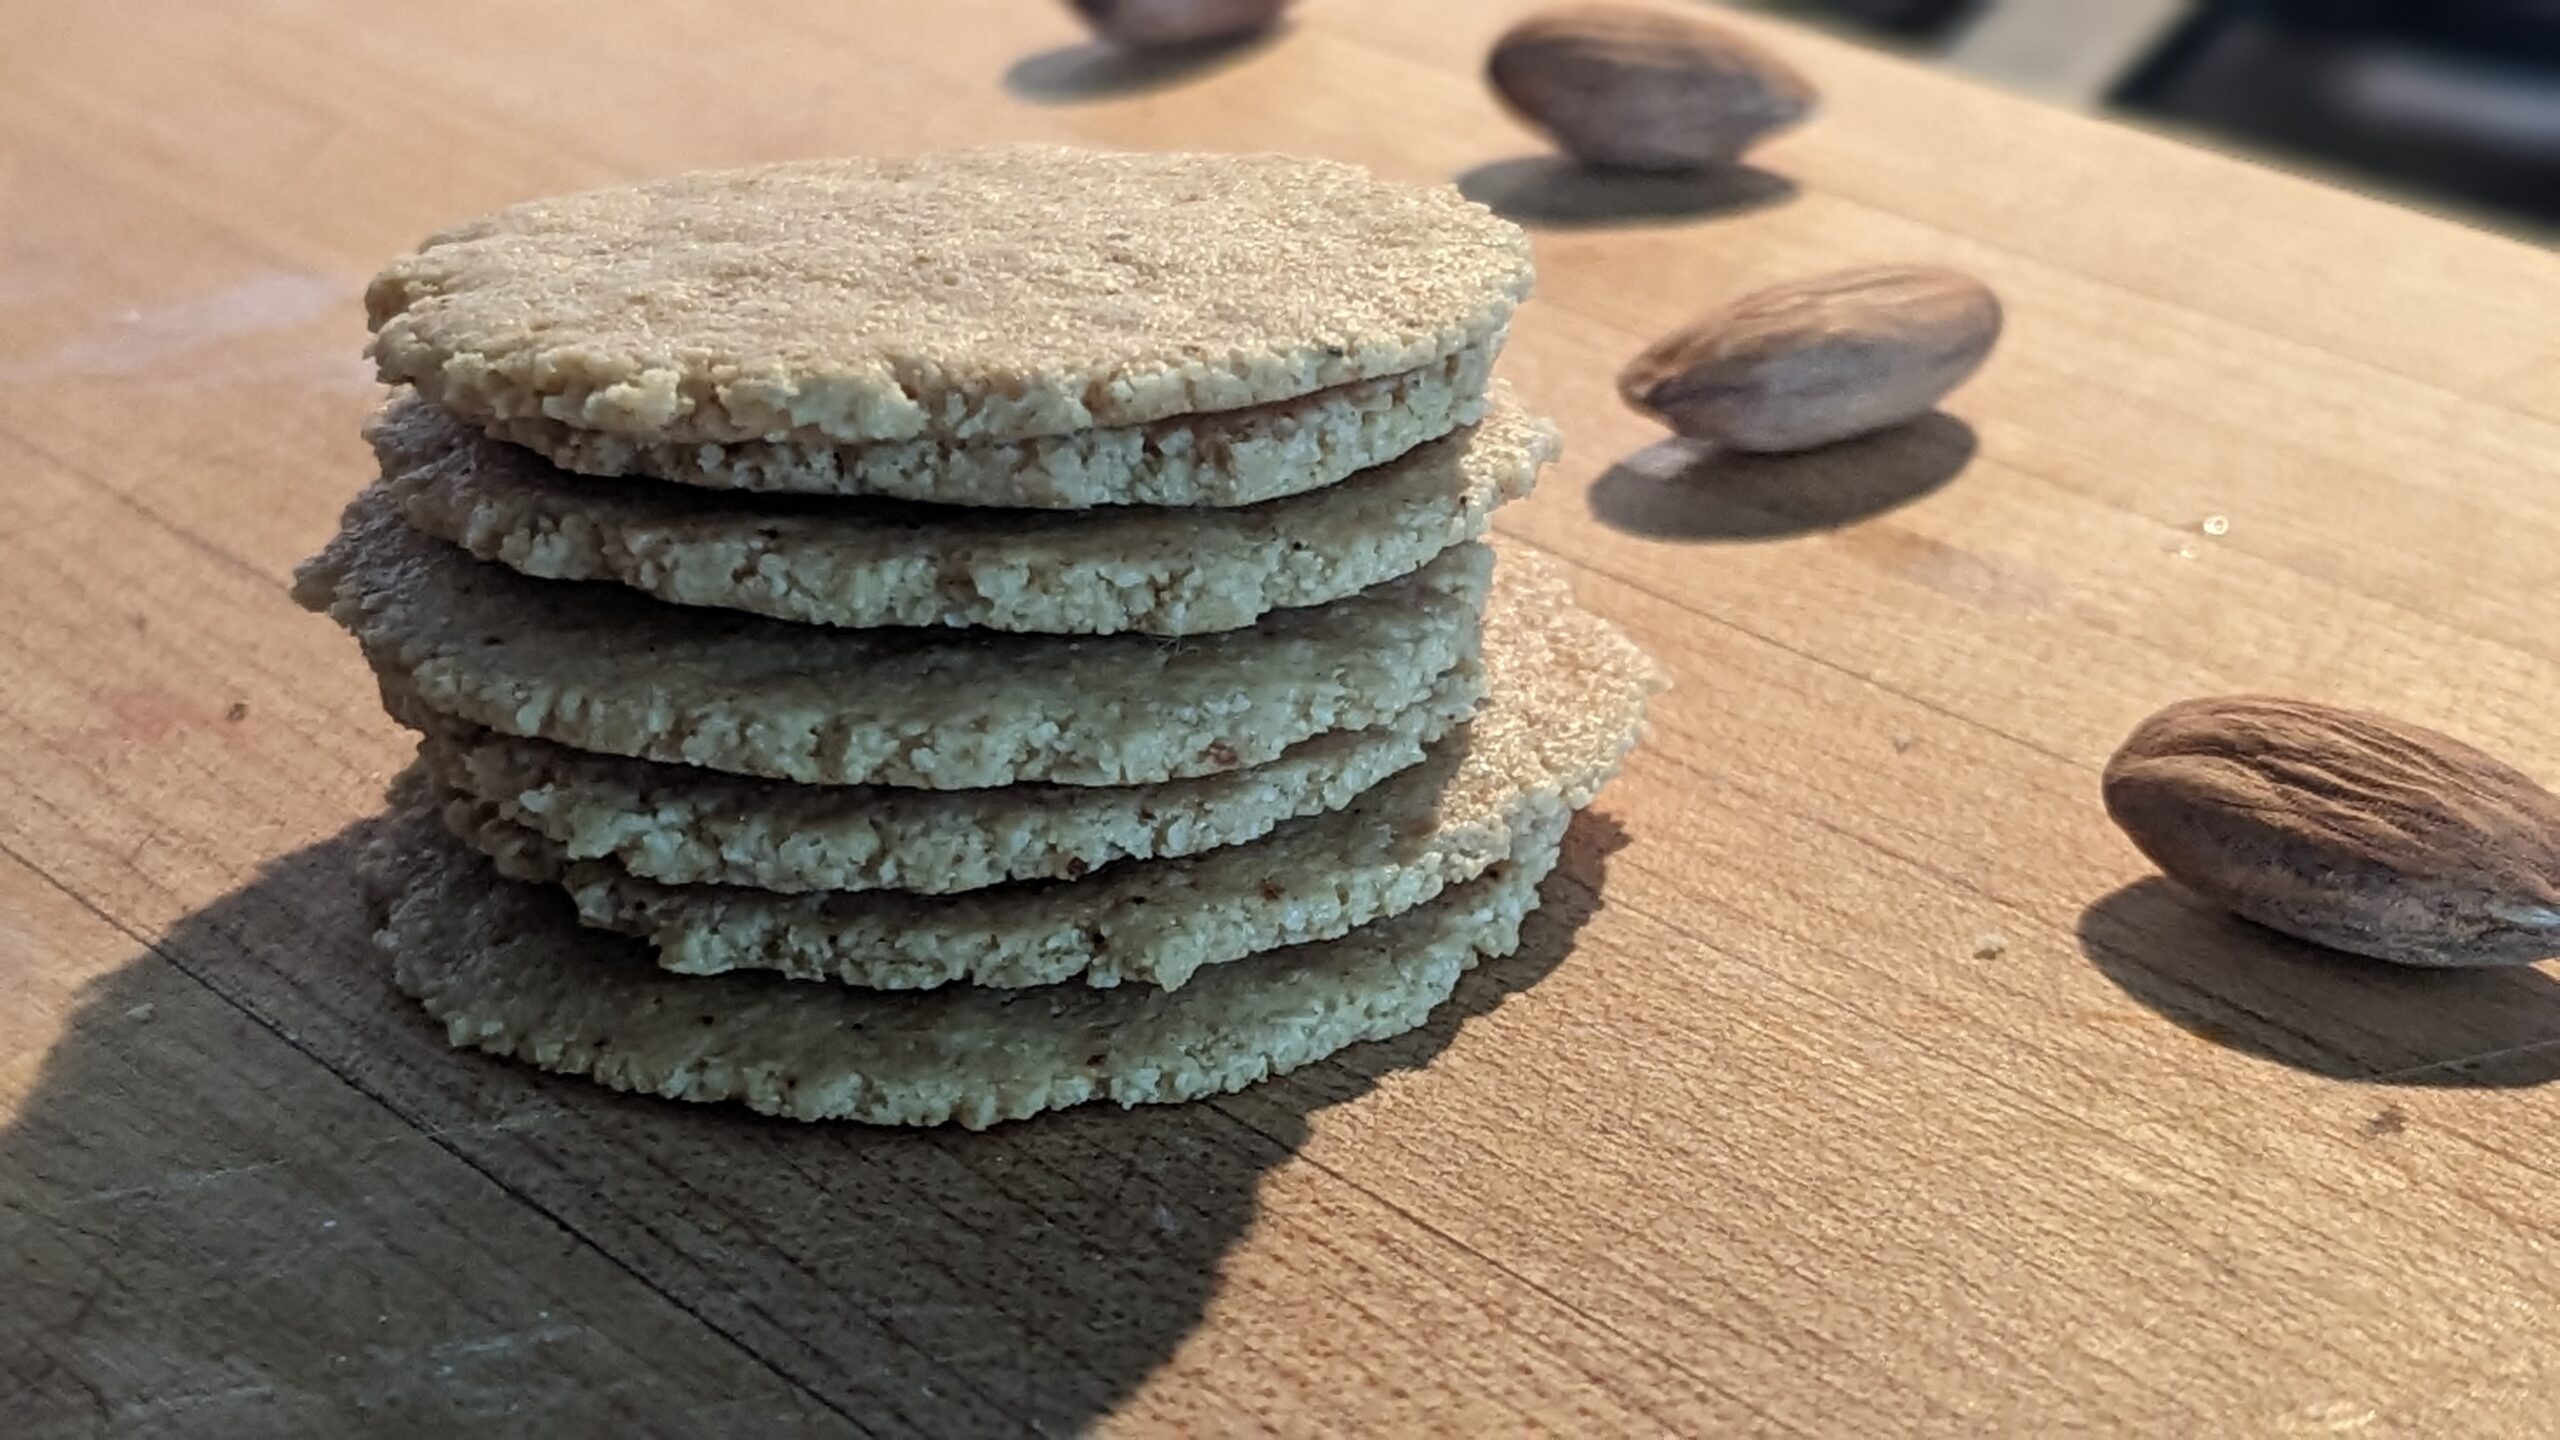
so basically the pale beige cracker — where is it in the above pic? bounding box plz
[365,146,1533,446]
[410,664,1482,896]
[433,568,1656,989]
[378,387,1554,636]
[449,791,1574,994]
[291,486,1489,788]
[482,341,1498,509]
[364,808,1562,1129]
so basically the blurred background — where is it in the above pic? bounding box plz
[1734,0,2560,238]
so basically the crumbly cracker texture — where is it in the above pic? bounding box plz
[291,486,1488,788]
[433,550,1656,988]
[379,387,1554,636]
[482,342,1497,508]
[363,808,1561,1129]
[365,146,1533,446]
[411,665,1482,895]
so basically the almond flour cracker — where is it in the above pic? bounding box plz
[432,571,1648,983]
[409,663,1481,896]
[432,555,1656,987]
[480,341,1498,509]
[292,488,1489,788]
[366,147,1533,448]
[378,387,1554,636]
[365,808,1563,1129]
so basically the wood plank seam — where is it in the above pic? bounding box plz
[0,826,872,1434]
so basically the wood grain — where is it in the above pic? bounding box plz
[2,0,2556,1433]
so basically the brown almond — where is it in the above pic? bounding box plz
[1070,0,1289,48]
[1487,5,1817,171]
[1619,265,2001,452]
[2103,696,2560,968]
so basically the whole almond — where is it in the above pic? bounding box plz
[1487,5,1817,171]
[1069,0,1290,48]
[1619,265,2001,452]
[2103,696,2560,968]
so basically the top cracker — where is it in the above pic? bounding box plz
[365,146,1534,446]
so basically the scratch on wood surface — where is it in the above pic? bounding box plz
[0,271,341,381]
[36,1109,574,1210]
[426,1320,585,1364]
[56,1155,299,1207]
[2277,1399,2381,1434]
[113,1381,284,1425]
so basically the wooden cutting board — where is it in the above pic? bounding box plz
[4,0,2557,1432]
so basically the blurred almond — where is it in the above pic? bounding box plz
[1620,265,2002,452]
[2104,696,2560,968]
[1070,0,1289,48]
[1488,5,1816,171]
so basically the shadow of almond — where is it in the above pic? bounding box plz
[2,806,1622,1431]
[1003,26,1289,105]
[2077,877,2560,1087]
[1454,155,1797,229]
[1586,416,1977,543]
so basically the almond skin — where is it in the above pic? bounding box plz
[1619,265,2001,452]
[2103,696,2560,968]
[1069,0,1289,48]
[1487,5,1817,171]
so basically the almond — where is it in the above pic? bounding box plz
[2103,696,2560,968]
[1487,5,1817,171]
[1619,265,2001,452]
[1069,0,1289,48]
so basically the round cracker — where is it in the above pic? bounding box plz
[365,809,1561,1129]
[409,663,1482,896]
[431,585,1657,989]
[291,488,1488,788]
[452,791,1574,995]
[377,387,1554,636]
[365,146,1533,446]
[478,341,1497,509]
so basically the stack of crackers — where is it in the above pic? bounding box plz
[294,146,1661,1129]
